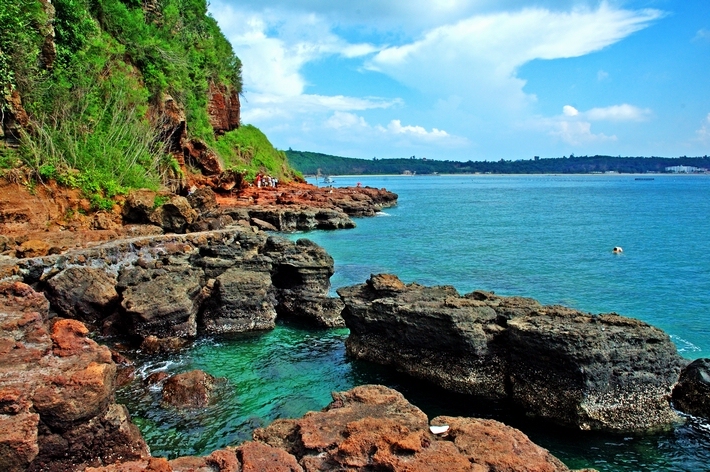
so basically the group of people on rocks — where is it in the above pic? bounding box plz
[255,173,278,189]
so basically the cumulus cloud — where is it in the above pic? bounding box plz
[530,103,649,146]
[210,2,377,98]
[563,105,579,117]
[322,112,466,147]
[367,3,662,112]
[548,120,617,146]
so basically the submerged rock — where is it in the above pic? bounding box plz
[672,358,710,420]
[161,370,221,409]
[339,274,685,433]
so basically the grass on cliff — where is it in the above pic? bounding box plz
[0,0,247,208]
[215,125,302,182]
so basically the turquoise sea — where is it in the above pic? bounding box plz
[118,174,710,471]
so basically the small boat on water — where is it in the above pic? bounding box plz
[323,176,334,184]
[635,177,654,181]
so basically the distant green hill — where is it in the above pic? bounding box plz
[285,150,710,175]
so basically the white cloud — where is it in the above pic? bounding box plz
[381,120,451,140]
[563,105,579,117]
[548,120,617,146]
[241,93,400,123]
[597,70,609,81]
[584,104,652,122]
[530,103,649,146]
[325,111,369,130]
[321,112,467,147]
[696,113,710,142]
[210,2,378,98]
[367,3,662,113]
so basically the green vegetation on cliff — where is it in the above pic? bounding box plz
[215,125,300,182]
[286,150,710,176]
[0,0,295,208]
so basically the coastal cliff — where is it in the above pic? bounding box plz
[339,274,685,433]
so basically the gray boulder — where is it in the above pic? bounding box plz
[44,267,119,324]
[672,358,710,420]
[201,268,277,334]
[339,273,685,432]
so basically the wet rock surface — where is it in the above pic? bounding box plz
[339,274,685,433]
[672,358,710,420]
[161,370,221,409]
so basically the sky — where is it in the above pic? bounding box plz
[209,0,710,161]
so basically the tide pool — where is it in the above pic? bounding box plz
[119,174,710,471]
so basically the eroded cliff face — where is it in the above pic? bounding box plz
[339,274,685,433]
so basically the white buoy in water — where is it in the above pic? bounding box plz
[613,246,623,253]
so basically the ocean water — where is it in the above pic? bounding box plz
[118,174,710,471]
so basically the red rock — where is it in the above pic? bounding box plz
[51,318,91,356]
[16,239,51,258]
[433,416,571,472]
[237,441,302,472]
[254,385,588,472]
[162,370,218,409]
[0,411,39,472]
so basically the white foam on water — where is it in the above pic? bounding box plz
[671,334,702,354]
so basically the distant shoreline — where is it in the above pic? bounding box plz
[307,172,710,179]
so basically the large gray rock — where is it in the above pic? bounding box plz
[9,227,343,339]
[201,268,277,334]
[672,358,710,420]
[44,267,119,324]
[119,267,204,338]
[339,274,685,433]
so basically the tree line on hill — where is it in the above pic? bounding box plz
[285,150,710,176]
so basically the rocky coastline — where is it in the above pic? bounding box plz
[1,179,708,471]
[338,274,694,433]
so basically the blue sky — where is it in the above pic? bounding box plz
[210,0,710,161]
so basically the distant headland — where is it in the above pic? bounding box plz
[286,150,710,176]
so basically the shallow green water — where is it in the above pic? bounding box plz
[118,174,710,471]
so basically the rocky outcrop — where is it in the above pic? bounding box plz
[161,370,221,409]
[208,83,240,135]
[84,385,593,472]
[0,282,148,471]
[672,358,710,420]
[1,227,342,338]
[339,274,685,433]
[252,384,589,472]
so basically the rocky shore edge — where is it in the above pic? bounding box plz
[1,181,709,471]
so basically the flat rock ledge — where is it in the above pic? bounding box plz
[0,226,345,338]
[338,274,685,433]
[85,385,595,472]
